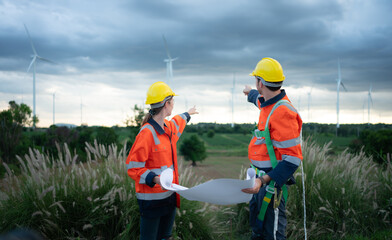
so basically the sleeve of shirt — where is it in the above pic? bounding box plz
[267,108,303,187]
[126,129,157,188]
[247,89,261,109]
[167,112,190,142]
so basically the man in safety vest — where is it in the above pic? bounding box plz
[242,57,303,240]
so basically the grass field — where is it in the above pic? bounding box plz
[177,131,356,180]
[175,131,391,239]
[2,128,390,239]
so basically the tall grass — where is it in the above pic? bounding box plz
[1,139,391,239]
[219,139,392,239]
[0,141,219,239]
[287,140,392,239]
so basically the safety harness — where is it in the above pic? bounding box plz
[251,99,291,239]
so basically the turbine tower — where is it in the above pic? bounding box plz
[231,73,236,128]
[24,24,54,128]
[307,87,313,123]
[336,59,347,131]
[53,92,55,126]
[162,35,178,87]
[80,97,85,126]
[367,84,373,125]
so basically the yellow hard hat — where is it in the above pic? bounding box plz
[145,81,177,105]
[249,57,285,83]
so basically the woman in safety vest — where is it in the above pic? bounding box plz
[126,81,198,240]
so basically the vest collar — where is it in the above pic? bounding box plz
[258,89,286,108]
[147,117,166,135]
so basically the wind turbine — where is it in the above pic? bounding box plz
[307,87,313,123]
[367,84,373,125]
[162,35,178,87]
[231,73,236,128]
[336,59,347,131]
[52,92,56,126]
[80,97,85,126]
[24,24,54,128]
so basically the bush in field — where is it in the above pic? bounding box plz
[180,135,207,166]
[0,101,35,164]
[95,127,118,146]
[349,129,392,165]
[207,129,215,138]
[0,142,219,239]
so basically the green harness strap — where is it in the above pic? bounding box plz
[253,99,291,222]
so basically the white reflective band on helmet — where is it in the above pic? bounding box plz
[136,191,174,200]
[150,96,172,109]
[257,76,282,87]
[251,159,282,169]
[127,161,146,170]
[282,155,301,166]
[139,124,160,145]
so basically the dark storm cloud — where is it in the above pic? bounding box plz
[1,0,392,95]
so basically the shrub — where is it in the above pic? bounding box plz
[180,135,207,166]
[207,129,215,138]
[0,142,219,239]
[95,127,118,146]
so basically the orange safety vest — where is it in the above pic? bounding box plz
[126,113,188,208]
[248,94,303,169]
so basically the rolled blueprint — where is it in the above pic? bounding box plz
[160,168,256,205]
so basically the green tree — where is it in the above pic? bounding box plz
[207,129,215,138]
[96,127,118,146]
[180,135,207,166]
[124,105,145,128]
[0,101,36,163]
[350,129,392,164]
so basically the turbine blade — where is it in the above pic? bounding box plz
[172,57,179,61]
[37,56,55,64]
[162,35,171,59]
[27,56,36,72]
[24,24,38,55]
[370,94,373,105]
[340,82,347,92]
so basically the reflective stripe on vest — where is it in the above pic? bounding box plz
[171,119,180,131]
[171,119,182,138]
[252,101,300,151]
[283,155,301,166]
[251,159,282,169]
[139,165,175,184]
[127,161,145,170]
[139,124,160,145]
[136,191,174,200]
[179,113,187,121]
[272,136,301,149]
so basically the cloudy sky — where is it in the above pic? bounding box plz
[1,0,391,127]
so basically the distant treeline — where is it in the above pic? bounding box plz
[1,121,391,176]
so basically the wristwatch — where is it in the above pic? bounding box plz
[260,176,267,187]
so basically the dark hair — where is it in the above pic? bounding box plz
[257,78,282,92]
[141,96,173,127]
[266,85,282,91]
